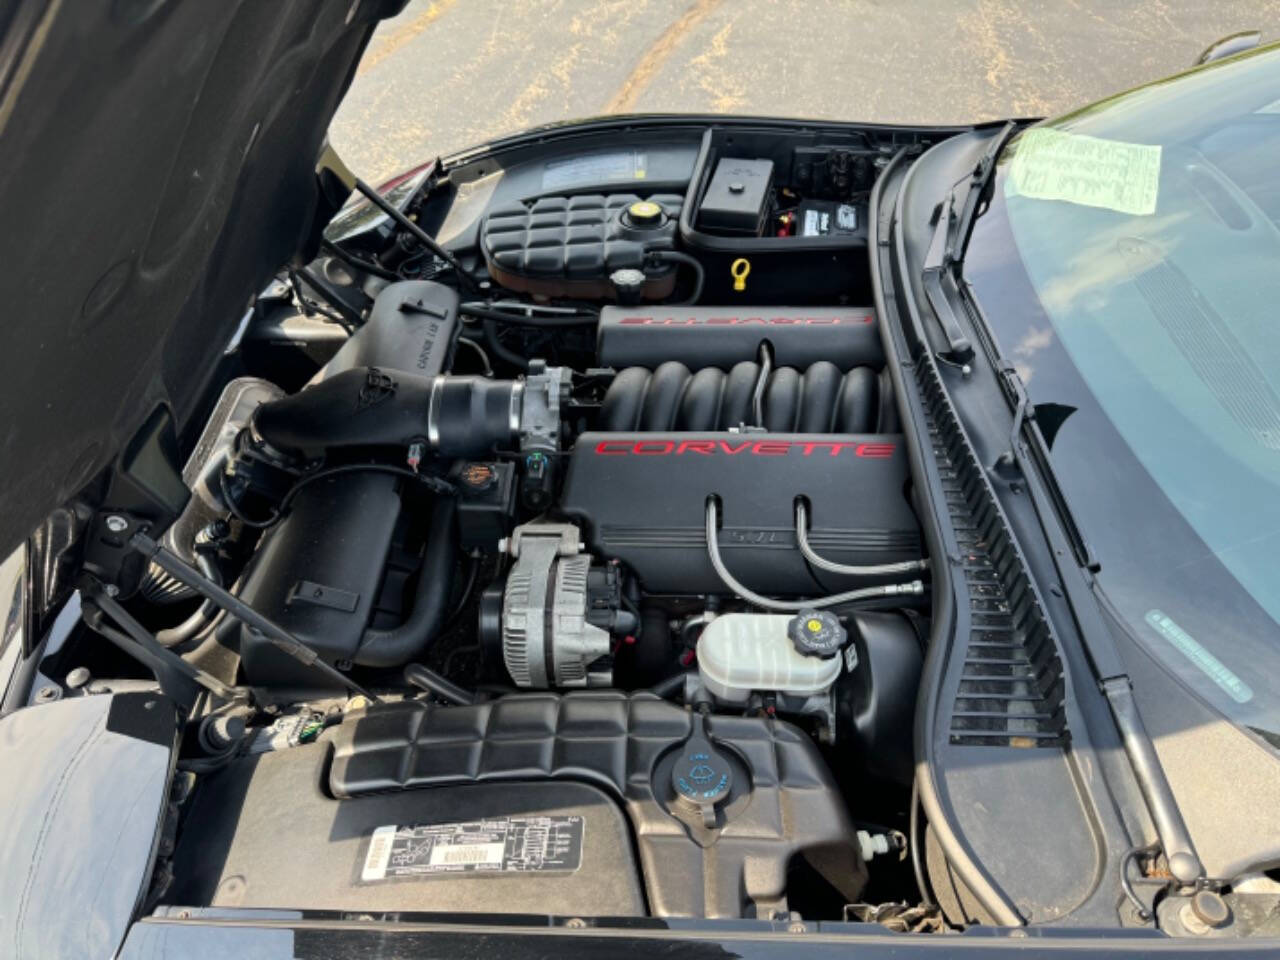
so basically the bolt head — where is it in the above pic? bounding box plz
[104,515,129,533]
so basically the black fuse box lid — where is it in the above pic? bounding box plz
[696,157,774,234]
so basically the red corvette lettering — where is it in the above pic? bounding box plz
[633,440,674,455]
[594,439,895,457]
[675,440,716,455]
[856,442,896,459]
[752,441,790,456]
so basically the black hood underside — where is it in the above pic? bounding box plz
[0,0,405,557]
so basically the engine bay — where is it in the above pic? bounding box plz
[53,125,945,929]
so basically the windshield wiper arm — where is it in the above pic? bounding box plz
[948,120,1019,267]
[921,122,1019,366]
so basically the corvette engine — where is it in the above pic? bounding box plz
[141,152,931,922]
[209,283,925,723]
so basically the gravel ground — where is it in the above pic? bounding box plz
[330,0,1279,183]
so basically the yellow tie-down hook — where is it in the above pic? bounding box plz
[730,257,751,292]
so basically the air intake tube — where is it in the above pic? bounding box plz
[251,366,523,459]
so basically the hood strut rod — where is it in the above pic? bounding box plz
[353,177,481,292]
[129,532,381,703]
[81,585,243,708]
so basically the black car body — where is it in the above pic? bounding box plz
[0,2,1277,957]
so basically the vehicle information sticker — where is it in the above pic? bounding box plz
[1144,609,1254,704]
[543,151,647,191]
[361,816,584,881]
[1008,127,1161,216]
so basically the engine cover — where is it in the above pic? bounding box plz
[596,304,884,371]
[171,693,867,920]
[560,432,920,595]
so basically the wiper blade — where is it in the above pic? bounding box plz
[921,122,1019,365]
[948,120,1019,266]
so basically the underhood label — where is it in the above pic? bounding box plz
[543,151,647,190]
[360,816,584,881]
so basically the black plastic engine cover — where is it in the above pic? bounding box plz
[239,472,401,687]
[328,692,866,918]
[560,432,920,594]
[239,280,460,686]
[596,304,883,371]
[312,279,458,382]
[170,743,646,918]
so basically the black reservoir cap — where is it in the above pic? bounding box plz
[670,714,734,828]
[788,609,846,658]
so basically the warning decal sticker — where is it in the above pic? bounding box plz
[361,816,584,881]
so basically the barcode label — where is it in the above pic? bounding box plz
[359,816,584,881]
[361,825,396,881]
[431,842,505,866]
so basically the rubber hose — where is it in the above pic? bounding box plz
[482,319,530,371]
[648,670,695,700]
[461,302,597,327]
[650,250,705,305]
[155,552,223,648]
[404,662,475,706]
[355,498,458,667]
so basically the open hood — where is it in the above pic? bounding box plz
[0,0,404,558]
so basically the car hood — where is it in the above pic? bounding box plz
[0,0,404,559]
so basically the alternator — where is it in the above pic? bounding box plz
[496,523,631,688]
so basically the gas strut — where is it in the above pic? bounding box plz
[129,532,381,703]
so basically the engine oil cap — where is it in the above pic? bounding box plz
[788,609,846,658]
[671,714,733,828]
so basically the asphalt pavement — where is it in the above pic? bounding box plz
[330,0,1280,183]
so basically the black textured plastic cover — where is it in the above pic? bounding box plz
[559,432,921,594]
[482,193,683,282]
[170,742,645,917]
[330,692,866,918]
[597,305,883,371]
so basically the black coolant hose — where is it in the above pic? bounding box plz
[482,319,530,372]
[648,671,695,700]
[354,498,458,667]
[404,662,475,706]
[649,250,704,305]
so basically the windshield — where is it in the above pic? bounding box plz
[966,46,1280,743]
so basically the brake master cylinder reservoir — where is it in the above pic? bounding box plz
[696,611,844,703]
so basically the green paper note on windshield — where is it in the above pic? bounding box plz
[1008,127,1161,215]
